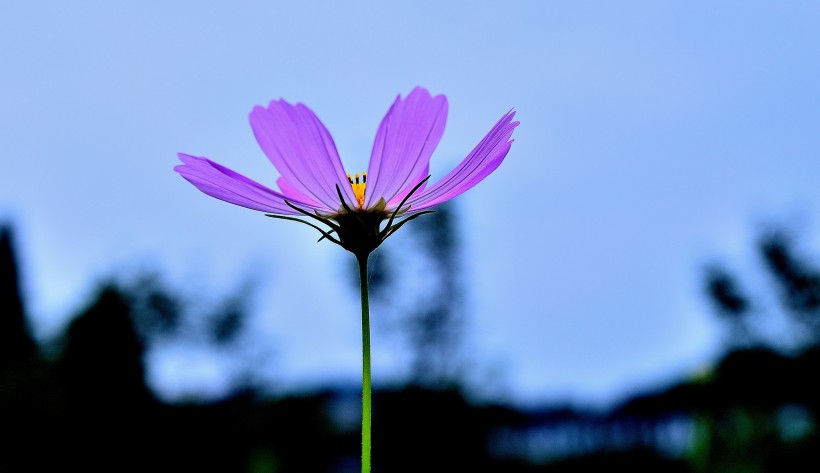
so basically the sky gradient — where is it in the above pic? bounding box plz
[2,1,820,406]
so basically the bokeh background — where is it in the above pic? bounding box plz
[2,1,820,471]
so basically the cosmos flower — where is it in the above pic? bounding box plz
[175,87,518,256]
[175,87,517,473]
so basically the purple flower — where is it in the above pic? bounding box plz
[176,87,518,256]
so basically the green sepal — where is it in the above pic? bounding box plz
[317,229,337,242]
[371,197,388,213]
[335,184,368,228]
[283,200,340,231]
[380,175,431,239]
[265,214,342,246]
[382,210,436,239]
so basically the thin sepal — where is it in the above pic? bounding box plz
[380,175,431,239]
[335,184,368,227]
[284,200,340,231]
[335,184,356,214]
[317,229,337,243]
[382,210,436,239]
[265,214,342,246]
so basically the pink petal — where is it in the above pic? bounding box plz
[404,111,518,212]
[386,161,429,208]
[364,87,447,208]
[175,153,331,216]
[277,177,321,207]
[250,100,356,211]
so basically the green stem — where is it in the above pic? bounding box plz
[357,253,372,473]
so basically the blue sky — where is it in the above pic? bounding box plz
[2,1,820,406]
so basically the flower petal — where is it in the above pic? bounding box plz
[403,110,519,212]
[175,153,330,215]
[277,177,321,207]
[249,100,356,211]
[386,161,429,208]
[364,87,448,208]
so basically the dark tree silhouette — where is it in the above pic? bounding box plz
[351,203,466,389]
[0,225,36,373]
[125,272,183,337]
[760,231,820,343]
[10,216,820,471]
[697,226,820,472]
[704,265,755,347]
[0,224,45,473]
[705,228,820,351]
[402,203,465,387]
[48,284,155,470]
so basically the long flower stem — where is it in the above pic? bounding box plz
[357,253,372,473]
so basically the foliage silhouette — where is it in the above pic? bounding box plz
[4,218,820,471]
[705,228,820,350]
[0,225,36,373]
[356,203,466,389]
[696,226,820,472]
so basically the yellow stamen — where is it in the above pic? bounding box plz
[347,172,367,208]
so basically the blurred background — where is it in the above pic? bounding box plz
[2,1,820,471]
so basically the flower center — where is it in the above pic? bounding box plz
[347,172,367,208]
